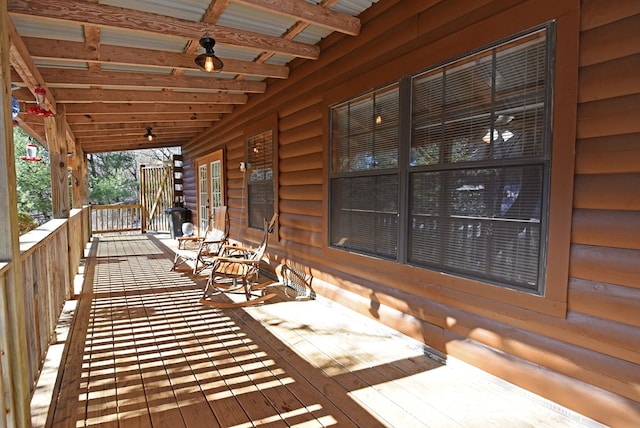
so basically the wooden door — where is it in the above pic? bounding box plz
[195,150,225,235]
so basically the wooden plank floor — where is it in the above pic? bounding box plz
[46,234,597,427]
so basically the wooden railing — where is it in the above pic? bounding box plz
[91,204,142,234]
[0,206,91,413]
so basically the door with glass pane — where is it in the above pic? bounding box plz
[195,150,225,235]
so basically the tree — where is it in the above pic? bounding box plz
[88,152,139,204]
[87,148,180,204]
[13,128,52,223]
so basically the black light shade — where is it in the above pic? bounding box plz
[195,36,224,72]
[144,127,156,142]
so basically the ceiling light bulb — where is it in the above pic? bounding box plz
[144,126,156,141]
[205,56,214,72]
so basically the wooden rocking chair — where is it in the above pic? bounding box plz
[199,213,278,308]
[172,205,229,274]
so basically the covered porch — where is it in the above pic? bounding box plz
[33,233,590,427]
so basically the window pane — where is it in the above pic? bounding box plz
[331,84,399,173]
[331,175,398,259]
[412,70,443,166]
[409,165,543,290]
[247,130,274,229]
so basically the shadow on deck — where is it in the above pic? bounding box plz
[37,234,594,427]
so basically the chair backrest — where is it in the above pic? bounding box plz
[204,205,229,242]
[249,213,278,261]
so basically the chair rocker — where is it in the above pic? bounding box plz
[199,213,278,308]
[172,206,229,274]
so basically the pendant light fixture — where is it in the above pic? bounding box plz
[144,127,156,142]
[195,36,224,73]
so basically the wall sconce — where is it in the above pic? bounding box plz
[195,36,224,73]
[144,127,156,142]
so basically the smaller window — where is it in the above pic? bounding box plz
[247,130,274,229]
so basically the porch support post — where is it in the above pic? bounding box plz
[44,104,70,219]
[0,1,32,426]
[71,145,89,209]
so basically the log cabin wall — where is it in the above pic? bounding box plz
[182,1,640,425]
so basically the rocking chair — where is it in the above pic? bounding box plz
[172,205,229,274]
[199,213,278,308]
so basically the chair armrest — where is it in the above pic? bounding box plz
[177,236,204,249]
[214,257,262,265]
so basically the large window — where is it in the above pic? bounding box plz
[247,130,274,229]
[330,84,400,258]
[330,26,552,293]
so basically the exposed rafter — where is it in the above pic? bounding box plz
[15,69,268,93]
[21,37,290,79]
[234,0,360,36]
[8,0,321,59]
[7,0,365,152]
[48,89,248,104]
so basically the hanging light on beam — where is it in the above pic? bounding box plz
[144,127,156,142]
[194,36,224,73]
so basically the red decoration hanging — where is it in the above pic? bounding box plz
[20,142,42,162]
[26,85,54,118]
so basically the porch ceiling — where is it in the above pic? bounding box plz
[7,0,375,153]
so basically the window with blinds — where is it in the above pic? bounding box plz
[247,130,274,230]
[329,25,552,293]
[330,83,400,259]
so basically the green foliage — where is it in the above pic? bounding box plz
[89,174,138,204]
[88,152,139,204]
[17,212,38,235]
[14,128,52,222]
[13,127,176,216]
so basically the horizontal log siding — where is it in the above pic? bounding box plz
[566,0,640,420]
[277,103,323,248]
[181,0,640,424]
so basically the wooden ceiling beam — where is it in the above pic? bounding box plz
[83,25,101,73]
[72,127,203,137]
[83,0,101,73]
[7,17,77,144]
[65,113,221,125]
[6,16,56,113]
[60,103,234,115]
[70,121,217,131]
[49,88,248,104]
[21,37,290,79]
[235,0,360,36]
[79,134,192,143]
[251,0,342,69]
[8,0,320,59]
[81,140,182,153]
[30,68,267,93]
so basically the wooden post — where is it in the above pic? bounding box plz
[0,0,32,425]
[71,147,88,209]
[140,164,147,233]
[44,104,70,219]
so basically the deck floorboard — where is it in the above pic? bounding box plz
[44,234,594,427]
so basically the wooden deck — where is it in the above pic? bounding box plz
[41,234,598,427]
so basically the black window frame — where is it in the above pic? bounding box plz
[329,23,555,295]
[246,129,275,231]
